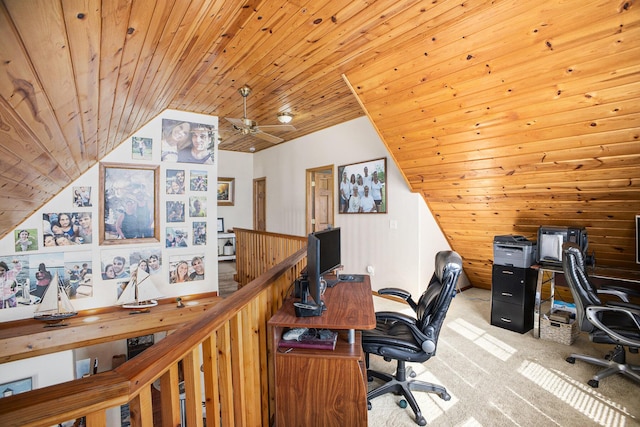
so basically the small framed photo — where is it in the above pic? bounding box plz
[132,136,152,160]
[190,170,208,191]
[217,177,235,206]
[0,377,32,398]
[99,163,160,245]
[217,218,224,233]
[338,157,387,214]
[72,186,92,207]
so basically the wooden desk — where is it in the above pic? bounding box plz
[268,275,376,427]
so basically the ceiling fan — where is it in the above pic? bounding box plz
[225,85,296,144]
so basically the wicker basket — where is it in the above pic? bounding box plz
[540,314,579,345]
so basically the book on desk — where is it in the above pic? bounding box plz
[278,330,338,351]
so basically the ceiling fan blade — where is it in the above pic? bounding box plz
[253,130,284,144]
[256,124,296,132]
[225,117,248,128]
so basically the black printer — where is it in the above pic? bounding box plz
[493,235,537,268]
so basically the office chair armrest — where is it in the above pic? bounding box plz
[597,288,630,303]
[586,305,640,348]
[375,311,417,326]
[606,300,640,310]
[377,288,418,311]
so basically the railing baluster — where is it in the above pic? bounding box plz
[160,364,181,427]
[0,230,307,427]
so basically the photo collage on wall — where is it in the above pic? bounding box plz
[3,184,96,309]
[163,167,208,285]
[0,251,94,309]
[0,116,216,313]
[160,118,214,286]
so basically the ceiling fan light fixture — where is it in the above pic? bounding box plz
[277,112,293,124]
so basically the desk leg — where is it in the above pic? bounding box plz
[348,329,355,344]
[534,270,544,338]
[534,269,556,338]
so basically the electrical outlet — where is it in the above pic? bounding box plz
[366,265,374,276]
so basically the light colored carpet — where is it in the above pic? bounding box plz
[367,288,640,427]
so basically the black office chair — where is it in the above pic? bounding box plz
[562,243,640,388]
[362,250,462,426]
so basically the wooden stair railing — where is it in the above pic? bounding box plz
[233,228,307,287]
[0,230,307,427]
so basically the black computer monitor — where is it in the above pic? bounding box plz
[315,227,341,276]
[299,227,341,316]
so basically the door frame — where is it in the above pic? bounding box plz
[305,165,335,234]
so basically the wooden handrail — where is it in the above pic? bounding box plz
[0,230,307,427]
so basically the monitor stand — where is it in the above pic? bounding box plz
[325,278,340,288]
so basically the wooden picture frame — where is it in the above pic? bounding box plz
[338,157,387,214]
[99,162,160,245]
[217,177,235,206]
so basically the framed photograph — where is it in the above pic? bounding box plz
[99,163,160,245]
[131,136,152,160]
[166,169,186,194]
[217,218,224,233]
[193,221,207,245]
[0,377,32,398]
[338,157,387,214]
[72,186,92,207]
[14,228,38,252]
[161,119,215,164]
[189,196,207,217]
[190,170,208,191]
[217,177,235,206]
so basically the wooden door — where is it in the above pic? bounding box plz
[306,166,334,233]
[253,178,266,231]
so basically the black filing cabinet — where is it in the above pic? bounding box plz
[490,265,537,333]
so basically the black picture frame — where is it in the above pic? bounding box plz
[217,218,225,233]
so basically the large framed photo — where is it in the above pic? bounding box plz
[99,163,160,245]
[217,177,235,206]
[338,157,387,214]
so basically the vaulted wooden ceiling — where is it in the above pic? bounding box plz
[1,0,638,289]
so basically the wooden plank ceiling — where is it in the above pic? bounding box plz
[0,0,638,289]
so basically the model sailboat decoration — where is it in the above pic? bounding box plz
[34,271,78,325]
[117,266,163,309]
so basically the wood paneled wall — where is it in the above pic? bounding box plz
[0,0,638,290]
[343,0,640,288]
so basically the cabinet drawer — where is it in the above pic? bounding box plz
[491,300,533,334]
[492,266,527,302]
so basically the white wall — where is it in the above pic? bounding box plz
[252,117,452,296]
[216,150,254,231]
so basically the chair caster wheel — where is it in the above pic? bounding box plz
[367,401,372,410]
[399,399,407,408]
[409,371,417,378]
[566,357,575,364]
[588,379,599,388]
[440,391,451,401]
[415,415,427,426]
[367,375,373,382]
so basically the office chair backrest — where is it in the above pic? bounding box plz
[562,243,601,333]
[415,251,463,351]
